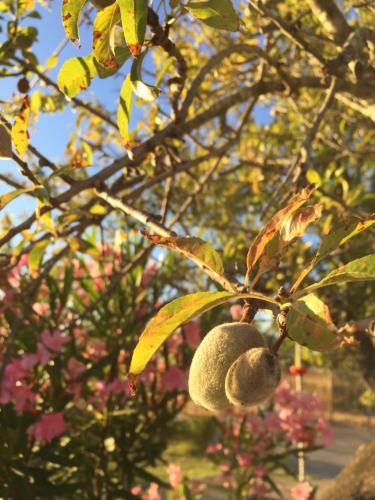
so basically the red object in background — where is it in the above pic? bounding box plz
[289,365,307,376]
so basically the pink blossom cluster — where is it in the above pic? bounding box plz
[0,329,70,412]
[205,381,332,498]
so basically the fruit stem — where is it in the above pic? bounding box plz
[271,307,290,355]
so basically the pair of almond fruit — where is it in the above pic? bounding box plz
[188,323,281,412]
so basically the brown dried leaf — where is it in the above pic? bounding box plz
[245,184,316,283]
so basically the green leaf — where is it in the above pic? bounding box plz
[117,73,133,148]
[299,254,375,295]
[93,3,121,70]
[129,291,236,375]
[318,217,375,260]
[291,215,375,294]
[0,186,41,210]
[129,290,277,375]
[130,51,161,102]
[0,122,12,159]
[61,0,88,47]
[28,239,50,278]
[11,96,30,160]
[117,0,147,58]
[286,294,339,352]
[185,0,240,31]
[57,55,97,98]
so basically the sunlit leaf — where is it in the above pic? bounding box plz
[297,253,375,296]
[93,3,121,70]
[11,96,30,160]
[0,122,12,159]
[258,203,323,274]
[318,217,375,260]
[117,73,133,148]
[129,290,271,376]
[185,0,240,31]
[57,55,97,98]
[61,0,88,47]
[142,231,223,272]
[286,294,340,352]
[291,215,375,293]
[117,0,147,58]
[130,52,161,102]
[45,54,59,69]
[245,184,316,283]
[280,204,323,243]
[0,186,41,210]
[29,239,50,278]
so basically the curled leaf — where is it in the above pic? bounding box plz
[130,52,161,102]
[61,0,88,47]
[93,3,121,70]
[245,184,316,283]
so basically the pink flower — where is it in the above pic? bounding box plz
[12,384,36,412]
[27,412,67,444]
[264,412,282,433]
[183,321,201,348]
[230,304,243,320]
[162,366,188,391]
[41,330,70,353]
[131,486,142,495]
[167,463,183,489]
[206,443,222,454]
[254,465,266,478]
[290,481,313,500]
[236,452,252,467]
[35,342,53,365]
[32,302,49,316]
[142,482,161,500]
[64,358,86,381]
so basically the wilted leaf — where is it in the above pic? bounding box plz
[245,184,316,283]
[93,3,121,70]
[0,122,12,159]
[297,253,375,296]
[117,74,133,148]
[29,239,50,278]
[141,230,236,291]
[185,0,240,31]
[130,52,161,102]
[258,203,323,274]
[11,96,30,159]
[286,294,340,351]
[117,0,147,58]
[291,215,375,293]
[57,55,97,98]
[280,204,323,243]
[61,0,88,47]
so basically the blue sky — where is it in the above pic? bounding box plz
[0,0,272,222]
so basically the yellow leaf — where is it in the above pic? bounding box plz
[11,96,30,160]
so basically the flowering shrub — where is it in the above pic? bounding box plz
[205,381,332,499]
[0,245,199,497]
